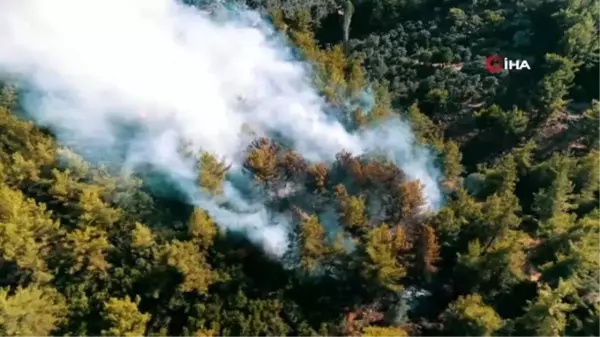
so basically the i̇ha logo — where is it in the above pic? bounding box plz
[486,55,531,73]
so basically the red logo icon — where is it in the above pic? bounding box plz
[486,55,503,73]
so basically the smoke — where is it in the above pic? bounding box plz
[0,0,442,257]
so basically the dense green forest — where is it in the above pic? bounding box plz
[0,0,599,335]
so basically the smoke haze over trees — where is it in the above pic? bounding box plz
[0,0,598,336]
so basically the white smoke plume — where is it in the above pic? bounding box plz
[0,0,442,257]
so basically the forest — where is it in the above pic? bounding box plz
[0,0,598,335]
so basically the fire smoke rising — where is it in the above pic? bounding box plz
[0,0,442,257]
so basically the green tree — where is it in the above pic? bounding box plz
[0,85,17,110]
[441,293,503,336]
[130,222,155,250]
[441,141,463,190]
[572,150,599,204]
[533,167,575,221]
[362,326,409,336]
[456,232,527,296]
[580,100,599,148]
[515,281,576,336]
[101,296,150,337]
[0,285,67,336]
[478,192,521,253]
[0,183,59,283]
[537,53,579,117]
[475,105,529,137]
[361,225,407,292]
[187,208,217,250]
[60,226,112,277]
[166,240,213,294]
[197,152,228,195]
[555,0,600,64]
[339,194,368,236]
[407,103,443,149]
[298,215,326,273]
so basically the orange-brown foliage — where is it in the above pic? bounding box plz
[307,163,329,193]
[243,138,279,183]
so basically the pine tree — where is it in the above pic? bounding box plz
[101,296,150,337]
[398,180,425,220]
[0,285,67,336]
[298,215,326,273]
[0,183,59,283]
[166,240,213,294]
[244,138,279,184]
[370,82,393,121]
[307,163,329,193]
[478,192,520,254]
[572,150,600,205]
[407,103,443,149]
[339,194,368,237]
[441,293,503,336]
[555,0,600,64]
[61,226,112,277]
[130,222,155,249]
[188,208,217,250]
[533,167,575,221]
[197,152,228,195]
[516,281,576,336]
[361,326,408,336]
[361,225,407,292]
[347,57,366,97]
[580,100,599,149]
[537,53,579,118]
[441,141,463,190]
[416,224,440,282]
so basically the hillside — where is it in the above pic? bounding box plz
[0,0,598,336]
